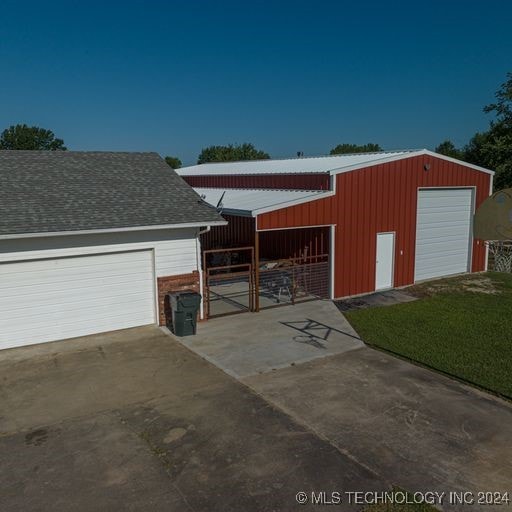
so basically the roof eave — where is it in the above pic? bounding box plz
[326,149,495,176]
[420,149,495,175]
[252,190,335,216]
[326,150,424,175]
[0,220,228,241]
[218,208,253,217]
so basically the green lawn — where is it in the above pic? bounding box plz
[345,272,512,399]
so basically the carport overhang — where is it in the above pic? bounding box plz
[194,187,334,220]
[195,187,337,303]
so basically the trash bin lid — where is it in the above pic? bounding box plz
[168,291,201,307]
[178,292,202,307]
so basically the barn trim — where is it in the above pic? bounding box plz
[328,150,494,177]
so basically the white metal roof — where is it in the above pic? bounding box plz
[178,149,494,176]
[195,187,333,217]
[179,150,417,175]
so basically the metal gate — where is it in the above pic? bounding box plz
[203,247,256,318]
[258,254,330,310]
[203,248,329,318]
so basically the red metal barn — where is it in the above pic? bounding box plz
[178,150,493,305]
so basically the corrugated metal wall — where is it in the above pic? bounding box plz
[183,173,330,190]
[256,155,491,298]
[200,214,328,261]
[259,226,329,260]
[200,215,255,251]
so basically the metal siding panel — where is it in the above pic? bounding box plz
[391,161,398,284]
[201,215,255,250]
[333,155,490,298]
[407,158,417,285]
[183,174,329,190]
[394,161,403,285]
[258,226,329,260]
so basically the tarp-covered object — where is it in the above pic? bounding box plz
[474,188,512,241]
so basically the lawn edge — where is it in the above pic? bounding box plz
[344,319,512,404]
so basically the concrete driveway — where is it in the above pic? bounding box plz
[0,326,383,512]
[175,302,512,506]
[243,342,512,502]
[180,300,363,378]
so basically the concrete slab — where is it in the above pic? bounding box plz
[335,289,417,312]
[243,347,512,503]
[179,300,364,378]
[207,280,316,317]
[0,326,385,511]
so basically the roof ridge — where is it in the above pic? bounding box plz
[193,149,419,166]
[0,150,160,155]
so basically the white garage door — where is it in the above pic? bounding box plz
[415,188,473,281]
[0,250,156,350]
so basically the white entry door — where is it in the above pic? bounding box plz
[376,232,395,290]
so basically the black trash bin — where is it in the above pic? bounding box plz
[167,291,201,336]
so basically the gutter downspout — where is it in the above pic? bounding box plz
[197,226,211,319]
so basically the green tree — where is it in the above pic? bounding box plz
[330,143,382,155]
[0,124,66,150]
[435,139,464,160]
[197,143,270,164]
[164,155,182,169]
[464,73,512,190]
[464,125,512,190]
[484,72,512,124]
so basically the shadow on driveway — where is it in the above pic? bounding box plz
[177,300,364,378]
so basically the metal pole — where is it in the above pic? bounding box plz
[254,232,260,312]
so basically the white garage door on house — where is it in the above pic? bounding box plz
[0,250,156,350]
[414,188,474,282]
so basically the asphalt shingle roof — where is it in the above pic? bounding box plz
[0,151,224,236]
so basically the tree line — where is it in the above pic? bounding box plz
[0,124,382,168]
[2,72,510,190]
[434,72,512,190]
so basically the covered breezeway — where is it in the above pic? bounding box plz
[196,188,334,319]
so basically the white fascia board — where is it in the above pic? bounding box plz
[327,150,425,175]
[218,208,253,217]
[420,149,495,175]
[257,222,335,232]
[327,149,495,176]
[252,190,335,217]
[0,220,228,241]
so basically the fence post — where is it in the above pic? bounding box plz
[254,234,260,312]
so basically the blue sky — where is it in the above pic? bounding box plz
[0,0,511,165]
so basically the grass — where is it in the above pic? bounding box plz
[345,272,512,399]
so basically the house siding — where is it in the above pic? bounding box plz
[0,228,201,330]
[0,228,199,279]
